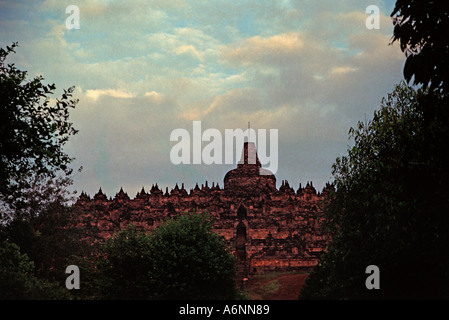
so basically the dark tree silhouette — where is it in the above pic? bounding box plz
[391,1,449,92]
[0,42,79,219]
[300,82,449,299]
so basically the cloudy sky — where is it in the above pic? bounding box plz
[1,0,405,198]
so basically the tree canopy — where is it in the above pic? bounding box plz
[0,42,87,299]
[0,42,79,218]
[300,82,449,299]
[96,212,238,300]
[301,0,449,300]
[391,0,449,92]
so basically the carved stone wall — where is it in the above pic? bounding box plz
[74,142,331,283]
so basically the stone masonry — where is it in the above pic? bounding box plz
[74,142,331,285]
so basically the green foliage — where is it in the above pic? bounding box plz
[300,82,449,299]
[96,223,154,299]
[0,42,79,217]
[0,42,86,300]
[0,241,69,299]
[96,212,237,300]
[391,1,449,92]
[0,203,97,299]
[0,241,36,299]
[147,212,237,299]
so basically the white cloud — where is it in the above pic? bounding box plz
[85,88,135,101]
[330,66,359,75]
[144,90,165,104]
[2,0,407,196]
[221,32,304,66]
[174,45,203,61]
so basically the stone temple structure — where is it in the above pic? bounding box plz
[75,142,331,285]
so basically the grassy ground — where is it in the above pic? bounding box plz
[243,272,309,300]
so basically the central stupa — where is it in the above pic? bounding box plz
[223,141,276,195]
